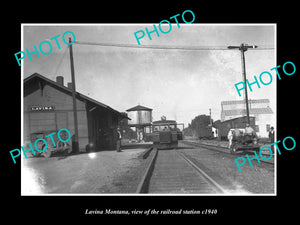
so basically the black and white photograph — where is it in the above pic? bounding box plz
[21,24,276,195]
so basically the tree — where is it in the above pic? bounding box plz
[190,115,211,129]
[184,114,213,138]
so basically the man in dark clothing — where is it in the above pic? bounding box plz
[244,123,257,143]
[116,127,122,152]
[269,126,275,151]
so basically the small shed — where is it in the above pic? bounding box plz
[214,116,256,141]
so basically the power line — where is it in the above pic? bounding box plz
[74,41,274,51]
[53,45,68,76]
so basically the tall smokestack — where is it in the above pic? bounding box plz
[56,76,64,86]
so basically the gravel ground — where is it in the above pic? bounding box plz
[21,141,275,195]
[178,142,275,194]
[22,147,148,195]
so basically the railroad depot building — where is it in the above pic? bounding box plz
[24,73,126,152]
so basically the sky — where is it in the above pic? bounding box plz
[22,24,276,127]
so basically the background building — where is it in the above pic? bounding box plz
[24,73,126,152]
[221,99,275,138]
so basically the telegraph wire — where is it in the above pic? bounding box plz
[74,41,274,51]
[53,45,69,77]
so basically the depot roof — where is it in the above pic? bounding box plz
[24,73,127,119]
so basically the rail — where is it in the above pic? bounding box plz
[137,148,226,194]
[136,148,158,193]
[181,140,274,165]
[175,151,225,193]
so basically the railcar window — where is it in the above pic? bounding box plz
[153,124,182,131]
[163,126,169,131]
[153,125,163,131]
[169,125,175,130]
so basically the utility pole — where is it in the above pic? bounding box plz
[69,37,79,153]
[228,43,257,125]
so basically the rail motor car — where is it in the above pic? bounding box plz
[150,119,184,149]
[229,129,260,154]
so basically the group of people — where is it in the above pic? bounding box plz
[227,124,275,150]
[227,123,257,148]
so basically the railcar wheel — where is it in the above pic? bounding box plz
[230,145,237,154]
[42,147,52,158]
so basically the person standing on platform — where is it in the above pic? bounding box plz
[269,126,275,151]
[227,129,234,149]
[116,127,122,152]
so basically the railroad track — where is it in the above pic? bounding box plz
[181,140,275,165]
[136,148,225,194]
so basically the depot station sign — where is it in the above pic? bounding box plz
[30,106,55,111]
